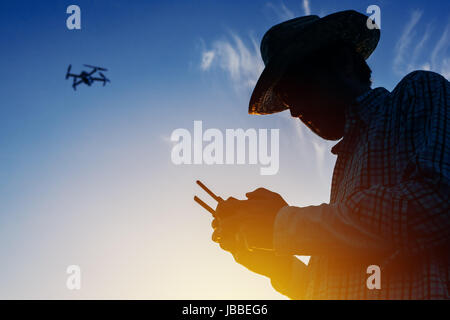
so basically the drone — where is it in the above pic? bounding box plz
[65,64,110,90]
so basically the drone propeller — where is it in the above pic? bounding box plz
[65,64,72,79]
[99,72,110,80]
[99,72,110,86]
[84,64,108,71]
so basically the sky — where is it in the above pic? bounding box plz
[0,0,449,299]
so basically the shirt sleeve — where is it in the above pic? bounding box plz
[273,71,450,257]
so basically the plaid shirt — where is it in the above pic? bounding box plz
[272,71,450,299]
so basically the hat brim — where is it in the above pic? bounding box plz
[249,10,380,115]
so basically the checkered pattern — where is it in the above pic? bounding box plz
[272,71,449,299]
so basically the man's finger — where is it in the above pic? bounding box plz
[245,188,274,199]
[216,198,255,221]
[219,237,236,252]
[220,211,250,232]
[215,197,242,217]
[212,229,221,242]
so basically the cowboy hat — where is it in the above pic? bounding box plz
[249,10,380,115]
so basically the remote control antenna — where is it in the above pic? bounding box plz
[196,180,224,203]
[194,196,216,217]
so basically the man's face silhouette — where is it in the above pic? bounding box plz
[275,45,367,141]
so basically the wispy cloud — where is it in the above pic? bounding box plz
[312,139,327,180]
[407,23,432,71]
[266,1,314,22]
[431,23,450,78]
[303,0,311,15]
[393,10,423,74]
[200,32,264,90]
[200,2,319,89]
[440,58,450,79]
[266,2,295,21]
[201,51,215,70]
[393,11,450,79]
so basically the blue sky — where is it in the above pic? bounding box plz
[0,0,448,298]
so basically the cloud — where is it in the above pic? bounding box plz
[303,0,311,15]
[431,22,450,69]
[266,1,313,21]
[393,10,423,74]
[312,140,327,177]
[407,23,432,71]
[201,51,215,70]
[440,58,450,79]
[393,11,450,79]
[266,2,295,21]
[200,32,264,91]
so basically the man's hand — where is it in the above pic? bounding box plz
[212,188,288,251]
[209,190,295,288]
[211,215,294,284]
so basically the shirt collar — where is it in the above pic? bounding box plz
[344,87,390,133]
[331,87,390,156]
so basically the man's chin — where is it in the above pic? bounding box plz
[315,130,344,141]
[300,119,344,141]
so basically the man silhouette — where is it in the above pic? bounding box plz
[211,10,449,299]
